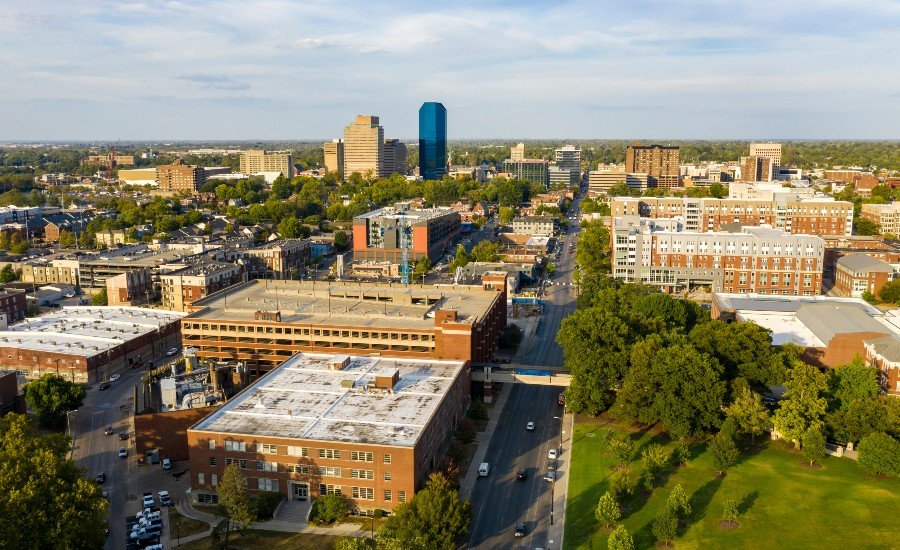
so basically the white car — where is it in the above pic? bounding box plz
[548,448,558,459]
[165,347,179,356]
[526,422,535,431]
[162,458,171,470]
[109,374,120,382]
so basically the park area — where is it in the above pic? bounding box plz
[565,416,900,549]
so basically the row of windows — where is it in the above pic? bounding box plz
[208,440,391,463]
[216,458,389,481]
[184,322,434,341]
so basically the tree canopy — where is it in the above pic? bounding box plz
[378,473,471,549]
[25,374,86,429]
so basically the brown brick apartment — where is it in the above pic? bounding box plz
[186,352,470,511]
[181,277,507,376]
[833,254,897,298]
[353,205,460,264]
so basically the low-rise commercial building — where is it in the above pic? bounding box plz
[588,168,626,194]
[181,277,507,375]
[511,216,556,237]
[240,150,294,179]
[353,205,460,264]
[187,352,469,510]
[160,262,246,312]
[833,254,897,298]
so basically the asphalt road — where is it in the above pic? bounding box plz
[467,197,583,549]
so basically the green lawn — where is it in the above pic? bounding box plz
[565,416,900,549]
[178,529,339,550]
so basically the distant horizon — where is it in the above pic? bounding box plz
[3,138,899,146]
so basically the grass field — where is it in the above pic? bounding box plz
[178,529,339,550]
[167,508,211,539]
[565,416,900,549]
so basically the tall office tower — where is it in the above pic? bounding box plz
[323,139,344,176]
[750,142,782,166]
[418,102,448,180]
[739,155,775,182]
[239,150,295,178]
[343,115,386,178]
[555,145,581,171]
[511,142,526,161]
[383,139,408,175]
[625,144,681,189]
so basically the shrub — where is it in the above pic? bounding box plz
[455,418,477,444]
[858,431,900,476]
[310,493,349,525]
[467,401,488,421]
[608,434,635,467]
[672,441,690,465]
[252,491,283,520]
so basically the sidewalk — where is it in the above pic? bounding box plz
[548,410,574,549]
[459,384,514,500]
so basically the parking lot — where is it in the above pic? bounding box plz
[125,457,195,548]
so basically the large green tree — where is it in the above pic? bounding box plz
[469,240,500,262]
[218,463,256,547]
[774,361,828,448]
[857,431,899,476]
[0,414,107,548]
[378,473,471,549]
[689,320,783,387]
[607,524,634,550]
[726,385,772,445]
[595,491,620,528]
[827,356,880,410]
[25,374,86,429]
[333,230,350,252]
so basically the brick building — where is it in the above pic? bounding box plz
[106,268,153,306]
[160,262,246,312]
[222,239,310,280]
[863,335,900,395]
[822,236,900,280]
[0,371,25,415]
[186,353,470,511]
[0,287,26,325]
[833,254,897,298]
[611,197,853,237]
[625,144,680,189]
[353,205,460,264]
[612,216,824,294]
[156,159,206,194]
[860,202,900,235]
[181,277,507,376]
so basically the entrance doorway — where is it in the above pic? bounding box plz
[291,482,309,501]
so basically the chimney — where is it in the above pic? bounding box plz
[329,355,351,370]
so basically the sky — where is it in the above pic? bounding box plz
[1,0,899,140]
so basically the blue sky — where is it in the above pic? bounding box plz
[1,0,898,140]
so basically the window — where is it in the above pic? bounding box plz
[256,461,278,472]
[352,487,374,500]
[383,454,392,464]
[319,484,342,495]
[258,478,278,492]
[384,490,392,502]
[319,467,342,477]
[398,491,407,502]
[384,471,392,482]
[351,469,374,480]
[225,440,247,452]
[260,444,278,454]
[211,474,218,487]
[198,473,205,485]
[208,439,216,450]
[209,457,217,467]
[288,465,309,474]
[225,458,247,469]
[287,446,308,457]
[319,449,341,459]
[197,493,218,504]
[350,451,374,462]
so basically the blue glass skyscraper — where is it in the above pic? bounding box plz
[418,102,447,181]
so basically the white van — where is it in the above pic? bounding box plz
[478,462,490,477]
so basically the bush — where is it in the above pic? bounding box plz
[608,434,635,467]
[455,418,477,444]
[310,493,350,525]
[498,324,523,349]
[252,491,283,520]
[858,431,900,476]
[467,400,488,421]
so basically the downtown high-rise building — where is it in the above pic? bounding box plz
[749,142,782,166]
[343,115,386,178]
[418,102,447,180]
[625,144,681,189]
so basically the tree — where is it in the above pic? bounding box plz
[828,356,880,410]
[722,499,739,524]
[58,230,76,249]
[218,464,255,547]
[642,443,669,481]
[608,468,631,501]
[827,395,888,445]
[688,320,783,388]
[277,215,304,238]
[0,263,19,283]
[91,288,108,306]
[607,524,634,550]
[709,430,739,475]
[667,484,692,519]
[0,414,107,549]
[333,230,350,252]
[608,433,635,467]
[378,473,472,549]
[595,491,620,528]
[498,206,515,225]
[652,503,678,545]
[774,361,828,448]
[469,240,500,262]
[412,257,432,281]
[709,182,727,198]
[878,278,900,304]
[24,374,86,430]
[726,385,772,445]
[853,218,880,236]
[857,432,900,476]
[448,244,470,272]
[801,427,826,467]
[311,493,350,525]
[672,441,690,466]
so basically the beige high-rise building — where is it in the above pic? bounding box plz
[343,115,386,178]
[739,156,775,182]
[156,159,205,194]
[240,150,294,178]
[324,139,344,175]
[511,142,525,161]
[383,139,407,175]
[625,144,680,189]
[749,143,782,166]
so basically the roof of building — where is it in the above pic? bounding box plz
[354,206,456,222]
[0,306,185,357]
[160,261,241,279]
[864,334,900,363]
[836,253,894,273]
[795,302,892,344]
[714,293,882,316]
[191,352,466,447]
[186,279,500,329]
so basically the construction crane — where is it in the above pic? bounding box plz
[399,219,412,285]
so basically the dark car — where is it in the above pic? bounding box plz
[516,468,527,480]
[95,472,106,484]
[104,426,114,435]
[514,522,526,537]
[548,459,558,471]
[98,381,111,390]
[119,432,129,440]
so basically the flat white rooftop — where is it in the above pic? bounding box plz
[737,311,825,347]
[0,306,186,357]
[192,352,466,447]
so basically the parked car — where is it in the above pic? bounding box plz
[526,421,535,431]
[516,468,527,480]
[118,431,129,440]
[109,374,120,382]
[162,458,171,470]
[547,459,558,471]
[165,347,179,357]
[515,522,526,537]
[104,426,114,435]
[118,447,128,459]
[94,472,106,484]
[142,492,155,508]
[543,471,558,483]
[158,490,173,507]
[548,448,558,459]
[98,382,111,391]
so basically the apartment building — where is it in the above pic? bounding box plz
[186,352,470,510]
[502,159,549,187]
[352,205,460,264]
[156,160,206,194]
[240,150,295,179]
[833,254,897,298]
[160,262,246,312]
[0,288,26,325]
[510,142,525,161]
[180,277,508,375]
[511,216,557,237]
[555,145,581,171]
[86,154,135,166]
[343,115,386,178]
[95,229,128,248]
[323,139,344,175]
[106,269,153,306]
[739,156,775,182]
[611,216,825,294]
[625,144,680,189]
[749,143,782,166]
[860,202,900,235]
[222,239,311,280]
[863,336,900,395]
[611,197,853,237]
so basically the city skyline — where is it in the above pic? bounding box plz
[1,1,898,140]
